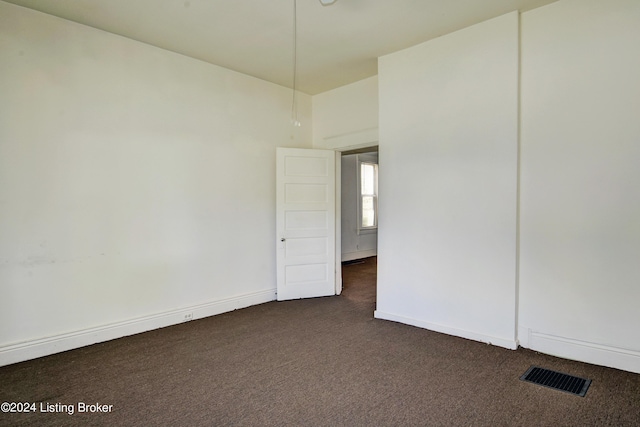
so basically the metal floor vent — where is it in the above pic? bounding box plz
[520,366,591,397]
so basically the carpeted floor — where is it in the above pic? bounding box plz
[1,256,639,426]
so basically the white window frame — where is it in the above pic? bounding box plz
[357,157,378,234]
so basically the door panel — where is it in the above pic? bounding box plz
[276,148,336,300]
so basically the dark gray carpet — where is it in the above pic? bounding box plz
[1,257,639,426]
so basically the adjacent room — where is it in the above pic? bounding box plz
[1,0,639,425]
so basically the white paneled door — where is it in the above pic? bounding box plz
[276,148,336,300]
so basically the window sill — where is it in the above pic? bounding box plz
[357,227,378,235]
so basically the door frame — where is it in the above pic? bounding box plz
[334,150,342,295]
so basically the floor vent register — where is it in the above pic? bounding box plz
[520,366,591,397]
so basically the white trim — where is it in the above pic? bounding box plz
[520,329,640,374]
[335,150,343,295]
[357,228,377,236]
[374,310,518,350]
[323,127,379,151]
[0,289,276,367]
[342,249,377,262]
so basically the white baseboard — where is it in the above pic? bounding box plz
[374,310,517,350]
[519,328,640,374]
[0,289,276,367]
[342,249,377,262]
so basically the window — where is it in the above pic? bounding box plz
[359,161,378,231]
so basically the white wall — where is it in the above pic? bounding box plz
[0,2,311,366]
[312,76,378,151]
[519,0,640,373]
[5,0,639,375]
[376,12,519,349]
[341,152,378,261]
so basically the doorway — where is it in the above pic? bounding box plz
[339,146,378,298]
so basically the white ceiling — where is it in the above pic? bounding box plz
[4,0,557,95]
